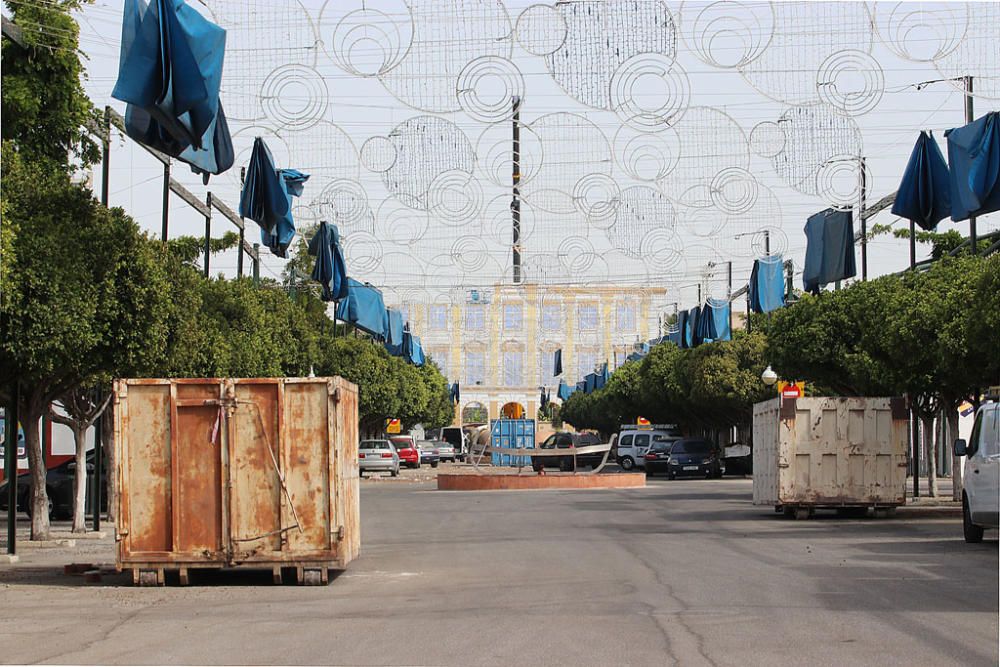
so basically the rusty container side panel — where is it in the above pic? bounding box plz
[230,381,282,560]
[753,397,908,508]
[283,380,332,555]
[333,378,361,564]
[116,377,360,573]
[117,382,172,555]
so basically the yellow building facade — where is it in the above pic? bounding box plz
[399,283,669,424]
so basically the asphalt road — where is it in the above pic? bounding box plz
[0,477,996,666]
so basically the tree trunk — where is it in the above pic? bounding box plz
[921,415,938,498]
[71,425,87,533]
[103,401,115,524]
[947,408,963,502]
[20,404,50,540]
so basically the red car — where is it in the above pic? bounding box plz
[390,436,420,468]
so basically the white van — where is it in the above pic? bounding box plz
[954,400,999,543]
[616,424,681,470]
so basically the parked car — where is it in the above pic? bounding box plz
[417,440,440,467]
[616,425,681,470]
[532,432,607,472]
[440,426,467,461]
[953,400,999,543]
[390,436,420,468]
[647,438,723,479]
[434,440,457,463]
[0,451,107,519]
[358,439,399,477]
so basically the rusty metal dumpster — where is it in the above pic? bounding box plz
[113,377,360,585]
[752,397,908,519]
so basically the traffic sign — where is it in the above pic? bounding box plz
[777,380,805,399]
[386,418,401,434]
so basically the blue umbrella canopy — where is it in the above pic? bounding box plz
[239,138,290,233]
[336,279,388,339]
[450,383,461,405]
[891,131,951,231]
[403,332,425,366]
[259,168,309,258]
[803,209,856,294]
[946,111,1000,222]
[557,379,574,401]
[307,221,348,302]
[749,255,785,314]
[113,0,232,180]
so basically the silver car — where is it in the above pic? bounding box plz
[435,441,457,462]
[359,440,399,477]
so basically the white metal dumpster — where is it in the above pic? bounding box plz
[752,397,908,518]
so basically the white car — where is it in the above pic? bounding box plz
[358,440,399,477]
[954,401,999,543]
[616,426,681,471]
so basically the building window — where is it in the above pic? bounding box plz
[577,350,597,379]
[539,349,559,386]
[577,303,598,332]
[429,305,448,331]
[398,305,410,325]
[465,304,485,331]
[616,303,636,332]
[428,349,448,379]
[541,304,561,331]
[503,303,523,330]
[464,350,485,385]
[503,349,523,387]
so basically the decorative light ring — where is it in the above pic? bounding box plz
[516,4,568,56]
[816,50,885,116]
[321,5,413,77]
[573,173,621,227]
[260,64,328,130]
[427,170,483,226]
[610,53,690,130]
[710,167,758,214]
[457,56,525,123]
[360,136,399,173]
[614,125,680,182]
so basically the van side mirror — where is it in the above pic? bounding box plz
[953,439,967,457]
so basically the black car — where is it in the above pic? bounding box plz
[0,451,107,519]
[645,438,723,479]
[531,432,607,472]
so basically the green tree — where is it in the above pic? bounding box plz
[0,161,173,538]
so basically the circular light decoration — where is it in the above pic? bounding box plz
[314,178,372,227]
[739,2,874,107]
[573,173,621,227]
[749,120,786,158]
[678,0,775,69]
[380,115,476,210]
[934,2,1000,100]
[320,4,414,77]
[342,231,383,273]
[260,64,329,130]
[522,112,612,215]
[659,106,749,208]
[714,184,783,260]
[378,0,512,113]
[284,120,360,182]
[609,186,677,258]
[206,0,317,122]
[872,2,967,63]
[516,3,568,56]
[557,236,598,274]
[816,155,872,210]
[610,53,690,130]
[640,228,685,273]
[427,169,483,225]
[816,50,885,116]
[544,0,677,110]
[457,56,525,123]
[750,227,789,258]
[710,167,758,214]
[613,125,680,182]
[451,235,490,273]
[360,136,399,173]
[769,104,862,197]
[375,198,429,247]
[477,121,544,187]
[678,204,725,239]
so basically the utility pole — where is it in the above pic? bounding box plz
[252,243,261,287]
[238,166,246,278]
[858,156,867,280]
[511,96,522,285]
[204,193,213,278]
[965,76,977,255]
[161,161,170,242]
[726,261,733,336]
[764,229,771,257]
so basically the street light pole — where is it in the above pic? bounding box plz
[965,76,977,255]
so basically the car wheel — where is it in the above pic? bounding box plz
[391,467,399,477]
[620,456,635,471]
[668,472,676,480]
[963,495,984,543]
[431,461,439,468]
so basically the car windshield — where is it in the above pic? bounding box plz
[417,441,436,450]
[361,440,390,450]
[390,439,412,449]
[671,440,713,455]
[650,442,671,453]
